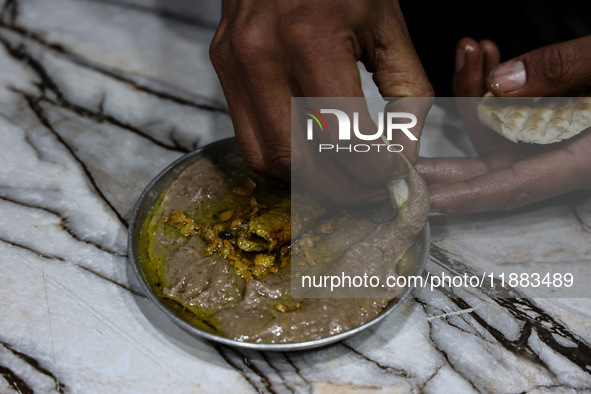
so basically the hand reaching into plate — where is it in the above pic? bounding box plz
[209,0,433,204]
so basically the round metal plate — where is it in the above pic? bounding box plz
[128,137,430,351]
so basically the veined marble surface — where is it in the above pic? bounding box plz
[1,0,591,393]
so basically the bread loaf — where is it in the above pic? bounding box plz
[477,92,591,144]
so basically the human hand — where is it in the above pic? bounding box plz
[209,0,432,204]
[416,36,591,213]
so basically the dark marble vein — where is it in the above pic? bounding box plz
[428,244,519,298]
[77,0,218,31]
[428,244,591,376]
[0,194,126,257]
[169,126,201,152]
[282,354,312,394]
[77,265,146,298]
[415,298,483,393]
[449,296,547,369]
[433,312,478,338]
[419,365,443,391]
[65,49,229,115]
[237,350,279,394]
[0,234,142,313]
[572,197,591,233]
[39,95,189,153]
[340,342,411,378]
[0,36,63,100]
[0,30,214,154]
[0,235,66,262]
[497,297,591,373]
[0,33,188,153]
[0,22,229,115]
[0,341,66,393]
[259,352,297,394]
[0,0,17,24]
[0,201,143,299]
[0,194,61,218]
[60,219,127,257]
[0,365,33,394]
[0,34,128,226]
[23,93,129,227]
[22,131,46,162]
[213,344,271,394]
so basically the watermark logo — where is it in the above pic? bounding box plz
[304,108,417,153]
[303,107,328,135]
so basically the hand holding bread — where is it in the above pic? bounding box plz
[417,36,591,213]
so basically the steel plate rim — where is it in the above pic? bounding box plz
[128,137,431,351]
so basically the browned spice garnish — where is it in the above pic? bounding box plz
[316,219,335,234]
[219,210,233,221]
[168,210,198,236]
[292,233,317,266]
[232,178,257,196]
[164,183,292,280]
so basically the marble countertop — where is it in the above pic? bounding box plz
[1,0,591,393]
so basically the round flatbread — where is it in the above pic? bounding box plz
[477,92,591,144]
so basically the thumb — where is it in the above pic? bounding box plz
[364,14,433,163]
[363,1,432,98]
[369,32,433,99]
[487,35,591,96]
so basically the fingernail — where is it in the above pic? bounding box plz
[455,46,465,72]
[490,60,526,92]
